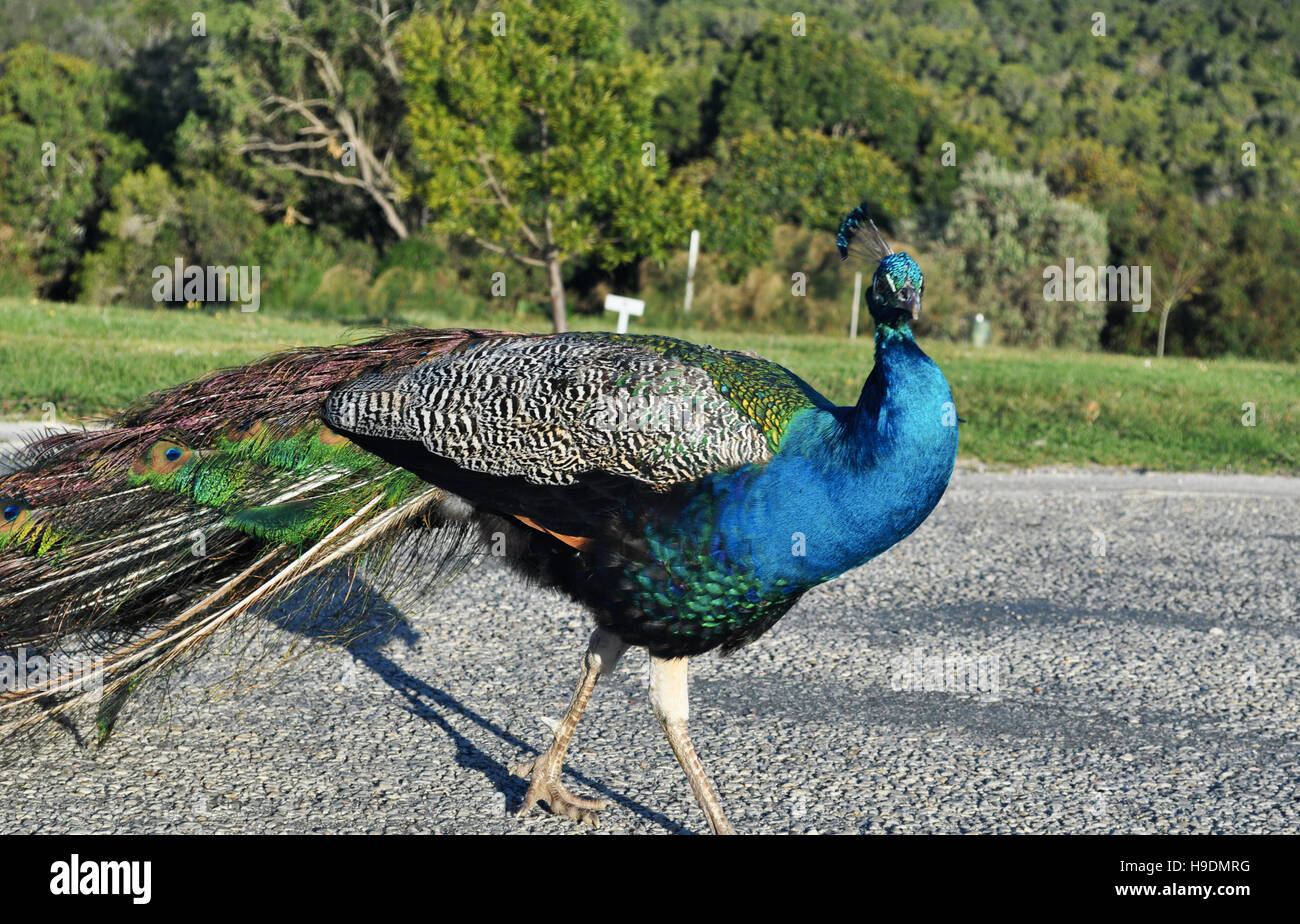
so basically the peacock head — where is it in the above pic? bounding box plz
[835,202,923,328]
[868,252,924,327]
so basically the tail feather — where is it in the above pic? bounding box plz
[0,328,496,743]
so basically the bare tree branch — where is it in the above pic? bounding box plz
[464,233,547,268]
[249,155,372,190]
[240,138,331,154]
[241,3,413,239]
[355,0,404,83]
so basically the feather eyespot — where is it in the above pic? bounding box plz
[132,440,194,476]
[0,498,31,535]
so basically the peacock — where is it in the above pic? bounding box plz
[0,204,958,834]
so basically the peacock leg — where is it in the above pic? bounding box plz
[511,626,627,825]
[649,655,736,835]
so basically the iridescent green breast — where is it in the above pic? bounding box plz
[585,491,805,658]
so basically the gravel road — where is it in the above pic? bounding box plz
[2,466,1297,834]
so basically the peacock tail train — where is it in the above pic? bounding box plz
[0,329,501,744]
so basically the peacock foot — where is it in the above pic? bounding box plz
[510,755,609,827]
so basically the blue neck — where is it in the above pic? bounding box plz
[709,323,958,590]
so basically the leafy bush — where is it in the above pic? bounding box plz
[0,42,140,296]
[78,166,261,308]
[915,152,1109,350]
[305,265,373,320]
[77,165,187,307]
[243,224,341,315]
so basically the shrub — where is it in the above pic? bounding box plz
[916,152,1109,349]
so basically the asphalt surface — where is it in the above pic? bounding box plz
[1,464,1297,835]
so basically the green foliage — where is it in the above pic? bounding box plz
[1099,194,1300,363]
[0,0,142,66]
[369,234,541,321]
[1,0,1298,357]
[694,128,909,276]
[77,165,184,307]
[919,152,1109,350]
[1129,200,1300,362]
[642,223,853,334]
[711,16,994,210]
[0,43,140,296]
[401,0,703,326]
[247,224,344,315]
[78,166,390,318]
[626,2,769,160]
[78,167,261,307]
[622,0,1300,358]
[1201,202,1300,361]
[192,0,420,241]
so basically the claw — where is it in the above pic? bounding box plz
[512,755,608,826]
[509,628,629,829]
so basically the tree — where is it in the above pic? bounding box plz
[1147,202,1215,358]
[401,0,701,331]
[0,43,140,297]
[926,152,1110,350]
[0,0,139,66]
[1165,200,1298,361]
[198,0,421,242]
[695,127,909,276]
[78,165,262,307]
[711,16,994,211]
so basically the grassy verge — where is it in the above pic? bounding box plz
[2,298,1296,473]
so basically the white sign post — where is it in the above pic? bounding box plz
[684,229,700,313]
[849,271,862,339]
[604,293,645,334]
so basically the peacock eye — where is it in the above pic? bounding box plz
[3,505,19,521]
[165,447,183,461]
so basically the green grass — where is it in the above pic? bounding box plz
[2,298,1296,473]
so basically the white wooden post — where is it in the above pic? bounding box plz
[604,294,645,334]
[850,271,862,339]
[684,229,699,313]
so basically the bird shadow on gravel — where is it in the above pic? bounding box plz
[268,570,690,834]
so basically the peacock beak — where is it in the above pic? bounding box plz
[900,287,921,321]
